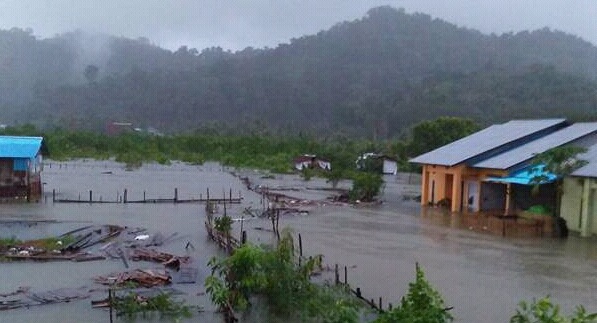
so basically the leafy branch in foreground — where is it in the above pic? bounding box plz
[510,296,597,323]
[205,230,364,322]
[374,263,453,323]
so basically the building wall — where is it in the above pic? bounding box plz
[421,164,507,212]
[0,159,13,185]
[421,164,465,212]
[382,160,397,175]
[0,156,42,201]
[561,177,597,236]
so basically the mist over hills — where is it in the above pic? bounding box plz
[1,6,596,138]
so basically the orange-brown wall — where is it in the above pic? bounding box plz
[420,164,507,212]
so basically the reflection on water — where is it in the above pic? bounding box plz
[1,162,596,322]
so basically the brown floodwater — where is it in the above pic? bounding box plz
[0,161,596,322]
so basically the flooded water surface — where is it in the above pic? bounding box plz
[1,161,596,322]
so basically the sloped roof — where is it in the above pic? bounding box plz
[0,136,44,158]
[570,144,597,178]
[474,122,597,170]
[409,119,566,167]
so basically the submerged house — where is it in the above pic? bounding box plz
[294,155,331,171]
[356,153,398,175]
[0,136,45,202]
[410,119,597,217]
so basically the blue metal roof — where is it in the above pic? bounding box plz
[485,164,557,185]
[0,136,44,158]
[409,119,567,167]
[474,122,597,170]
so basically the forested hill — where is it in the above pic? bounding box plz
[1,6,597,138]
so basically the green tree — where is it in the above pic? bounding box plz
[83,64,99,84]
[530,146,588,213]
[324,167,344,189]
[407,117,479,157]
[532,146,588,177]
[349,172,383,202]
[205,230,362,321]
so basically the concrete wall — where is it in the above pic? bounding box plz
[560,177,597,236]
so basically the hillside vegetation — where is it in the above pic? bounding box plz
[1,6,596,137]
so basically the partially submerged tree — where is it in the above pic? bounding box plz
[349,172,384,202]
[375,263,453,323]
[205,230,362,321]
[324,167,344,189]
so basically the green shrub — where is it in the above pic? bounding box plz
[375,263,453,323]
[510,296,597,323]
[349,172,383,202]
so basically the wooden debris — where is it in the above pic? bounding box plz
[94,269,172,288]
[0,287,89,311]
[129,248,190,269]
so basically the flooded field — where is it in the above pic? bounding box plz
[1,160,597,322]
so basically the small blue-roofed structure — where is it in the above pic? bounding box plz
[0,136,45,202]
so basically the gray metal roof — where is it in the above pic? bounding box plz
[570,144,597,178]
[409,119,566,166]
[473,122,597,170]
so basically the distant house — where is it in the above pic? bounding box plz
[410,119,597,216]
[106,121,134,136]
[294,154,331,171]
[356,153,398,175]
[0,136,45,202]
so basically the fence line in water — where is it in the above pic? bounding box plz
[48,187,243,205]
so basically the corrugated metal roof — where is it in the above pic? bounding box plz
[570,144,597,178]
[0,136,44,158]
[474,123,597,170]
[409,119,566,166]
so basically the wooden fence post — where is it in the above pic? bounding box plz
[334,264,339,285]
[108,288,113,323]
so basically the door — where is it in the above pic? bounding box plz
[467,181,479,212]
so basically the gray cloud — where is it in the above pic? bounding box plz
[0,0,595,51]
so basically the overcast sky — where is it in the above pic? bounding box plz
[0,0,595,51]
